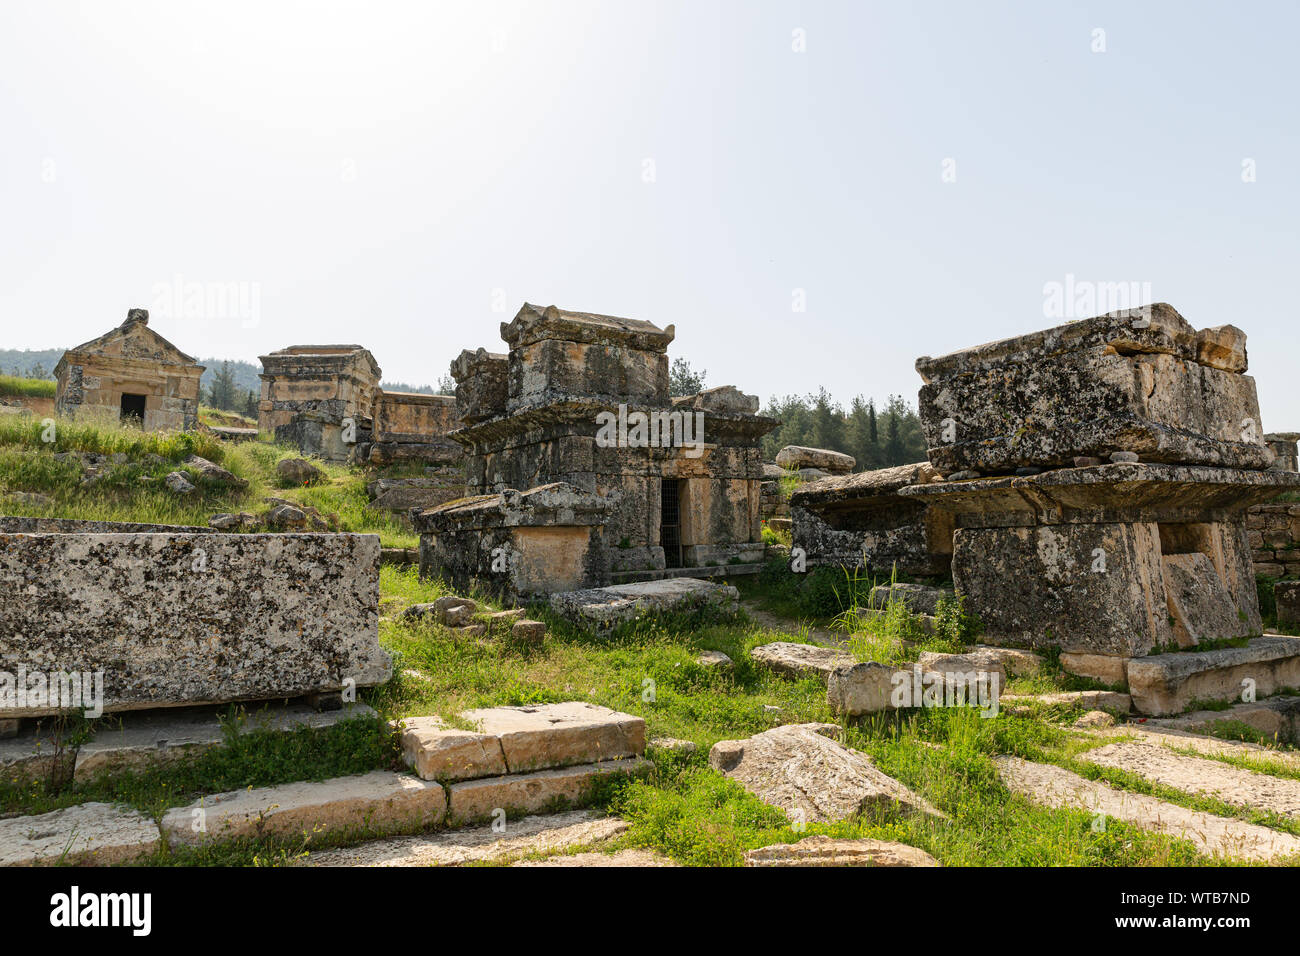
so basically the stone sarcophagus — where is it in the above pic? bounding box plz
[904,305,1300,674]
[915,304,1270,474]
[791,462,953,578]
[0,531,390,716]
[414,482,611,600]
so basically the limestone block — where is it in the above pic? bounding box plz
[399,716,508,782]
[750,642,855,681]
[1127,636,1300,715]
[915,305,1270,471]
[163,771,445,846]
[447,758,650,823]
[0,802,159,866]
[708,724,941,822]
[0,532,388,715]
[775,445,855,474]
[458,702,646,773]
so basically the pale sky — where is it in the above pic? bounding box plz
[2,1,1297,426]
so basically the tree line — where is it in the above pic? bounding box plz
[760,389,927,470]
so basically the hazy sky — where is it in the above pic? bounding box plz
[2,1,1296,425]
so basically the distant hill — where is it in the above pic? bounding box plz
[0,348,62,379]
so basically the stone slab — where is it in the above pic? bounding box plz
[0,802,160,866]
[447,757,650,824]
[995,755,1300,862]
[302,810,627,867]
[1142,695,1300,743]
[744,834,939,867]
[513,847,678,866]
[163,770,446,846]
[708,723,942,823]
[1126,636,1300,716]
[458,702,646,774]
[0,532,389,715]
[549,578,739,628]
[1079,741,1300,817]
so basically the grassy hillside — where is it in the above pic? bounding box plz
[0,416,418,547]
[0,374,56,399]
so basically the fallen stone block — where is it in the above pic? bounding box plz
[184,454,247,489]
[459,702,645,773]
[447,758,650,824]
[163,771,446,847]
[708,724,942,823]
[550,578,739,628]
[750,642,855,681]
[511,619,546,643]
[827,661,903,716]
[697,650,733,669]
[775,445,855,475]
[995,755,1300,862]
[916,650,1008,686]
[513,847,677,867]
[1126,636,1300,716]
[869,583,955,615]
[276,457,324,486]
[0,802,160,866]
[744,834,939,867]
[0,531,389,715]
[969,645,1042,678]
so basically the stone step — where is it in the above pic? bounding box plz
[0,702,377,784]
[0,802,160,866]
[400,702,646,782]
[1082,723,1300,768]
[447,757,650,826]
[994,755,1300,862]
[1141,695,1300,744]
[610,563,765,584]
[1126,636,1300,716]
[162,770,446,847]
[1077,742,1300,817]
[302,810,628,867]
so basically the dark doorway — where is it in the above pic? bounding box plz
[660,479,683,568]
[120,393,146,425]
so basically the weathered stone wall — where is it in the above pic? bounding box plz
[1249,503,1300,578]
[0,531,389,716]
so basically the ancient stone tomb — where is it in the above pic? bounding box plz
[258,344,462,466]
[54,309,204,432]
[899,304,1300,663]
[416,304,776,598]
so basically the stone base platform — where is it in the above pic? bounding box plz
[1126,636,1300,716]
[0,701,378,784]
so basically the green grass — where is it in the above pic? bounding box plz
[0,374,55,399]
[0,414,418,546]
